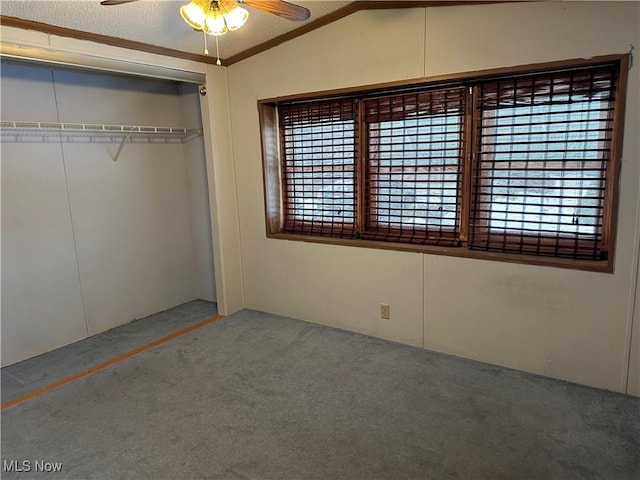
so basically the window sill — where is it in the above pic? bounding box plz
[266,232,613,273]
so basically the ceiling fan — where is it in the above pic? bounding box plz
[99,0,311,22]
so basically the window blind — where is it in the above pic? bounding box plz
[279,99,358,238]
[263,55,626,270]
[362,88,466,245]
[469,64,618,260]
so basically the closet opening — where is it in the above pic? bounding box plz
[1,59,218,366]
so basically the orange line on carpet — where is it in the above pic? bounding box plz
[1,314,223,411]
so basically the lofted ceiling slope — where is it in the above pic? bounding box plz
[0,1,532,66]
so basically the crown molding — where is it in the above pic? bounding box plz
[0,15,219,66]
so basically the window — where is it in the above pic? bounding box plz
[361,88,466,246]
[279,99,357,238]
[469,67,619,260]
[259,55,627,271]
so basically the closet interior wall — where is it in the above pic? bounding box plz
[1,61,215,366]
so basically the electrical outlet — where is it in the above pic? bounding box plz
[380,303,390,319]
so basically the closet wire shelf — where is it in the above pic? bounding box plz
[0,121,203,142]
[1,121,204,164]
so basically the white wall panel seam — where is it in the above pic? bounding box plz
[623,159,640,393]
[422,255,426,349]
[423,7,428,78]
[51,69,90,337]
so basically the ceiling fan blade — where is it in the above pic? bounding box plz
[100,0,140,5]
[242,0,311,22]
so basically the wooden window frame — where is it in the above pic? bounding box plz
[258,54,629,273]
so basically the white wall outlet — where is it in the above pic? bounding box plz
[380,303,390,319]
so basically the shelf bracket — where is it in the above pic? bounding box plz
[112,131,134,166]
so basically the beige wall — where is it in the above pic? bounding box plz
[225,1,640,394]
[200,67,245,315]
[1,1,638,393]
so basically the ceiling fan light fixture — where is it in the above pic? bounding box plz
[180,0,248,36]
[204,8,228,36]
[219,0,249,31]
[180,0,210,30]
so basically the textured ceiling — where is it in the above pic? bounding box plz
[0,0,351,59]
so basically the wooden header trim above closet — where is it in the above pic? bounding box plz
[1,2,528,68]
[0,15,219,66]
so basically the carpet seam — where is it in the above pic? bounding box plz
[1,314,223,411]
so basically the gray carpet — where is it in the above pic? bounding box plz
[1,308,639,479]
[1,299,218,404]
